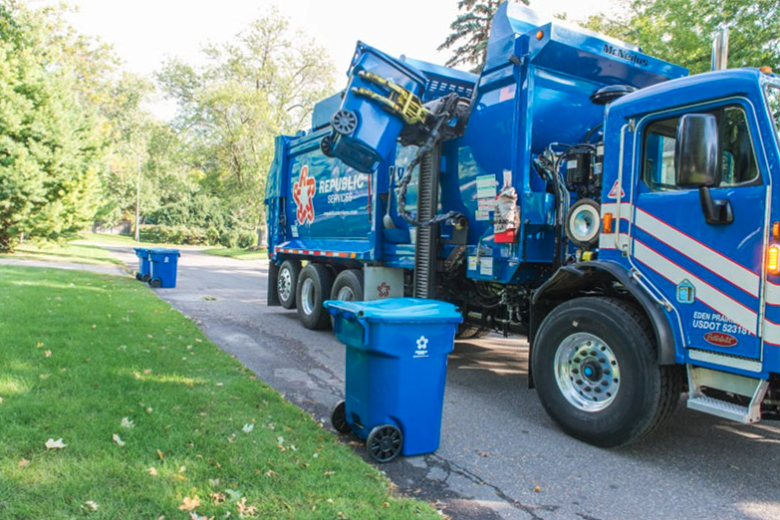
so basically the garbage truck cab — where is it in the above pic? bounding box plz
[531,68,780,445]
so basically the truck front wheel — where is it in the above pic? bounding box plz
[532,297,680,447]
[296,264,334,330]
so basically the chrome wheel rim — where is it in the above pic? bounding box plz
[336,286,355,301]
[278,267,293,302]
[301,278,315,316]
[554,332,621,412]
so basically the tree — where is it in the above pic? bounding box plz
[583,0,780,74]
[0,2,109,250]
[439,0,529,73]
[157,9,334,243]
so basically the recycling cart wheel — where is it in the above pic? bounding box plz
[332,109,358,135]
[330,400,352,434]
[532,297,681,447]
[136,273,143,281]
[366,424,403,463]
[148,278,162,289]
[296,263,335,330]
[278,260,301,310]
[141,273,151,282]
[320,134,335,158]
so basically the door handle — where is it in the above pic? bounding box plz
[698,186,734,225]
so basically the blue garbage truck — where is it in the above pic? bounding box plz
[265,2,780,446]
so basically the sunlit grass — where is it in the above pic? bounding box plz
[0,241,124,266]
[0,266,437,519]
[202,247,267,261]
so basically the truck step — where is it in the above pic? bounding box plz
[685,364,768,424]
[687,395,758,423]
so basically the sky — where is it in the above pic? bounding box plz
[62,0,621,117]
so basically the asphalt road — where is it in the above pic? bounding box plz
[108,246,780,520]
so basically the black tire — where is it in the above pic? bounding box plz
[330,400,352,434]
[141,273,151,282]
[135,273,143,281]
[149,278,162,289]
[330,269,364,301]
[278,260,301,310]
[295,263,335,330]
[532,297,681,448]
[366,424,403,463]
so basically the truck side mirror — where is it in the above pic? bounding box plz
[675,113,720,187]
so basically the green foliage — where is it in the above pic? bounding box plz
[582,0,780,74]
[140,225,208,246]
[439,0,528,73]
[220,230,240,249]
[0,2,108,250]
[237,230,256,249]
[157,8,335,237]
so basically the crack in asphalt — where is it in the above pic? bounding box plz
[424,454,560,520]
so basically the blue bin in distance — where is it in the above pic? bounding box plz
[330,42,427,173]
[325,298,462,461]
[133,247,151,282]
[148,248,180,288]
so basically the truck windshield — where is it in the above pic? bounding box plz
[765,83,780,142]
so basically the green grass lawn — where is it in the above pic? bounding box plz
[0,241,124,266]
[202,247,267,261]
[76,232,181,249]
[0,266,438,519]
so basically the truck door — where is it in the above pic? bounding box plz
[628,101,768,360]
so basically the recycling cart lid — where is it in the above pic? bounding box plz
[149,248,180,256]
[325,298,462,324]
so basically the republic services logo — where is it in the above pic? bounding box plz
[293,165,316,225]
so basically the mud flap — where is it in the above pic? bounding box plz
[267,261,280,306]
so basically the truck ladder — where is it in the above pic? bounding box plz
[413,149,440,299]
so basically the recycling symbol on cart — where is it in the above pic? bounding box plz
[414,335,429,359]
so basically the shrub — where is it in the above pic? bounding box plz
[206,226,220,246]
[237,230,256,249]
[220,230,239,248]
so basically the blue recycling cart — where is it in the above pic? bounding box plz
[133,247,152,282]
[148,248,180,288]
[326,42,427,173]
[325,298,462,462]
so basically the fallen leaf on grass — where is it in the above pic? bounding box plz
[143,368,152,375]
[264,470,278,478]
[18,458,30,468]
[45,438,66,450]
[44,350,52,358]
[208,478,220,487]
[36,342,44,348]
[236,497,257,517]
[121,417,135,429]
[211,492,226,505]
[156,449,164,460]
[148,467,158,476]
[112,434,125,446]
[179,495,200,511]
[323,471,335,476]
[189,512,213,520]
[224,489,242,503]
[84,501,99,511]
[242,424,254,434]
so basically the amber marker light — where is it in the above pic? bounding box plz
[536,30,544,40]
[760,66,773,74]
[602,213,614,234]
[774,221,780,239]
[768,244,780,275]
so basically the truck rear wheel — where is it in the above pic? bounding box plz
[330,269,364,301]
[296,263,334,330]
[278,260,301,309]
[532,297,680,447]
